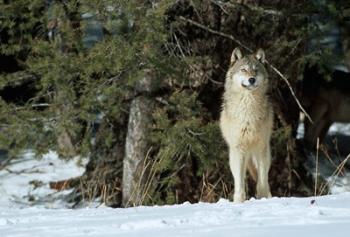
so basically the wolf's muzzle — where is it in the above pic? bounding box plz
[242,77,258,90]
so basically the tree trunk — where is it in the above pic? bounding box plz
[122,96,154,206]
[122,70,156,207]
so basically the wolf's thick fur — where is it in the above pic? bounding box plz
[220,48,273,203]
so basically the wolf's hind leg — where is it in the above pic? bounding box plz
[247,157,257,182]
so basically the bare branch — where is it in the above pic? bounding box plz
[210,0,283,16]
[0,156,13,171]
[264,61,313,123]
[179,16,252,53]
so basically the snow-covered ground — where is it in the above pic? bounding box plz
[1,122,350,237]
[297,121,350,141]
[0,151,86,209]
[0,193,350,237]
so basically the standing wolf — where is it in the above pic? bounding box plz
[220,48,273,203]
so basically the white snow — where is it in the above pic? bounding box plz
[1,194,350,236]
[1,147,350,236]
[0,151,85,208]
[296,121,350,138]
[328,123,350,136]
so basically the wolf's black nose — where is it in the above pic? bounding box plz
[248,77,256,84]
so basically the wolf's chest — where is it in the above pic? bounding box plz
[220,93,271,148]
[230,103,265,139]
[237,119,259,140]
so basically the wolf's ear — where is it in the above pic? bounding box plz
[255,49,265,63]
[230,47,243,65]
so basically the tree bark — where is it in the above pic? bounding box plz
[122,70,156,207]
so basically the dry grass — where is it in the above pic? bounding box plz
[319,153,350,196]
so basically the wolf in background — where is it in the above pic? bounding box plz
[302,66,350,148]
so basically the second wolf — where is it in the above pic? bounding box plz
[220,48,273,203]
[302,66,350,148]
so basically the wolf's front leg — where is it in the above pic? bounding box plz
[229,148,247,203]
[256,144,272,199]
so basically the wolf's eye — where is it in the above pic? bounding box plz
[241,68,247,73]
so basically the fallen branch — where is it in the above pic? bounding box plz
[0,156,13,171]
[50,177,81,191]
[178,16,313,123]
[5,168,44,174]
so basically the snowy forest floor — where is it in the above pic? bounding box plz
[1,193,350,237]
[1,123,350,236]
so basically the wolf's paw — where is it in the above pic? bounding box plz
[257,189,272,199]
[233,192,246,203]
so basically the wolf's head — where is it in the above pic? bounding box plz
[225,48,268,92]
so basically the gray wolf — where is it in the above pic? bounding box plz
[220,48,273,203]
[303,66,350,147]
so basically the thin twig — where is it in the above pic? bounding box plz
[173,32,188,59]
[210,0,283,16]
[200,174,224,201]
[209,78,224,85]
[210,0,228,14]
[320,145,343,176]
[179,16,251,52]
[265,61,313,123]
[178,16,313,123]
[314,138,319,196]
[211,0,309,17]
